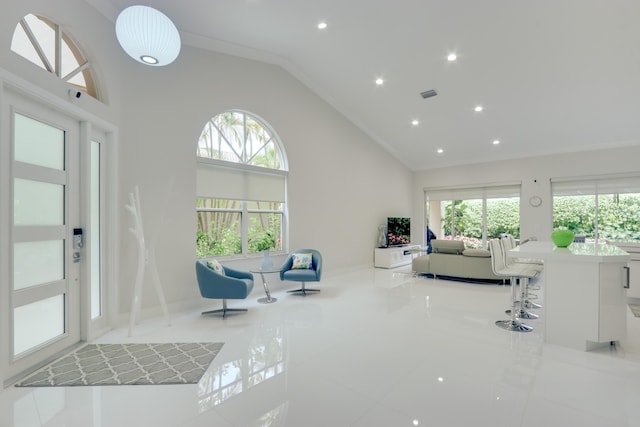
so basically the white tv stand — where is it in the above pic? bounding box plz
[374,245,419,269]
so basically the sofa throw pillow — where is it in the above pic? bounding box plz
[206,259,225,275]
[432,240,465,254]
[463,248,491,258]
[291,253,313,270]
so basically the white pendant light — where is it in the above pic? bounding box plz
[115,5,181,66]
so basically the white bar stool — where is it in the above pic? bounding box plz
[489,239,539,332]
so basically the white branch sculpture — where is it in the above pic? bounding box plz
[126,185,170,336]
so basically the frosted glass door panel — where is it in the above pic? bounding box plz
[14,113,64,170]
[90,141,101,319]
[14,178,64,226]
[14,240,64,290]
[14,295,65,356]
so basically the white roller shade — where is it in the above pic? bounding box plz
[552,174,640,196]
[196,161,286,202]
[425,182,521,201]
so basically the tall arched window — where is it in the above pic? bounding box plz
[196,111,288,258]
[11,14,99,99]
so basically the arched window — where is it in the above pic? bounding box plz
[11,14,99,99]
[197,111,286,169]
[196,111,288,258]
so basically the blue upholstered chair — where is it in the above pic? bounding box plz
[280,249,322,295]
[195,259,254,318]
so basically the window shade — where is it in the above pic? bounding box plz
[196,161,286,202]
[425,183,521,201]
[551,174,640,196]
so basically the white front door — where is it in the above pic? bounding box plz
[4,90,81,383]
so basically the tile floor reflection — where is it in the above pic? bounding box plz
[1,266,639,426]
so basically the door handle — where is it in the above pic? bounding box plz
[623,266,630,289]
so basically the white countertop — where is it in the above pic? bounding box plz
[613,242,640,254]
[510,241,630,263]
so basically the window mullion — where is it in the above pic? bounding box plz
[212,120,242,162]
[594,193,599,242]
[55,24,62,77]
[62,61,89,82]
[241,202,249,255]
[20,19,54,73]
[242,114,248,164]
[451,201,456,238]
[208,121,216,158]
[482,198,488,248]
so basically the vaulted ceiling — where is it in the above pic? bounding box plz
[87,0,640,171]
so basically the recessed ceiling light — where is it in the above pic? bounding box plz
[375,78,384,85]
[493,139,501,145]
[447,53,457,61]
[317,22,328,30]
[474,105,483,112]
[437,148,444,154]
[411,119,420,126]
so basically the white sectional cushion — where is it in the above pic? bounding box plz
[432,240,465,254]
[463,249,491,258]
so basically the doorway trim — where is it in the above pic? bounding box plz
[0,66,118,388]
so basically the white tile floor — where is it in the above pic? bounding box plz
[1,266,640,427]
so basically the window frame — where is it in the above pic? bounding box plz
[10,13,99,99]
[196,111,288,259]
[424,183,521,249]
[197,110,287,171]
[196,199,284,258]
[551,174,640,243]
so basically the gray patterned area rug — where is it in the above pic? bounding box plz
[15,342,224,387]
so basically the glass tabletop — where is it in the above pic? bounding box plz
[250,268,283,274]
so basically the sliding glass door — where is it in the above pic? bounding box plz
[425,184,521,249]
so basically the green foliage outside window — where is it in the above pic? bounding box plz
[438,194,640,246]
[442,199,520,247]
[196,222,241,258]
[248,214,281,253]
[196,199,283,258]
[553,194,640,241]
[443,201,477,238]
[486,199,520,238]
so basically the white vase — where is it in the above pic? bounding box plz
[377,224,387,247]
[261,249,273,270]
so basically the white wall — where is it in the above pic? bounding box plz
[19,0,640,322]
[0,0,413,319]
[116,44,413,313]
[412,145,640,243]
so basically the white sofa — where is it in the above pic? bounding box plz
[412,240,502,281]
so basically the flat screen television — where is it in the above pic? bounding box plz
[386,217,411,247]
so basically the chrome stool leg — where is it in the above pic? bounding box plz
[521,276,541,309]
[496,276,533,332]
[514,278,539,319]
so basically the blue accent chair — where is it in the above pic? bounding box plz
[195,260,254,318]
[280,249,322,295]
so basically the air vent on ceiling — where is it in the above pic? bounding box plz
[420,89,438,99]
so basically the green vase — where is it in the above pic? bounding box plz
[551,229,575,247]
